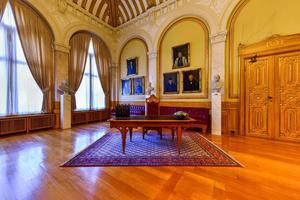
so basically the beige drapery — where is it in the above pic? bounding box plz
[11,0,54,112]
[0,0,7,21]
[69,33,90,110]
[92,36,111,109]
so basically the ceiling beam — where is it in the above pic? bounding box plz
[147,0,156,9]
[108,0,118,27]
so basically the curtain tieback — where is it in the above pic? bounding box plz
[42,87,51,93]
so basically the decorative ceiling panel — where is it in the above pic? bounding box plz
[71,0,167,27]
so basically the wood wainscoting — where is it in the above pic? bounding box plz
[222,102,239,135]
[72,109,110,125]
[0,113,55,135]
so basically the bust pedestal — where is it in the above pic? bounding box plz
[211,92,221,135]
[60,94,71,129]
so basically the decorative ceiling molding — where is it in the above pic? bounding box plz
[69,0,168,27]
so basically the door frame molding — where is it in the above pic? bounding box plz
[239,33,300,136]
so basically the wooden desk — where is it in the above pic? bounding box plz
[109,116,196,154]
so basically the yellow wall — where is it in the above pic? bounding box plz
[120,38,148,98]
[228,0,300,99]
[159,18,209,100]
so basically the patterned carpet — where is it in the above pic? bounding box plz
[62,130,242,167]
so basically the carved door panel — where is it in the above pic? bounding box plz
[275,52,300,141]
[245,56,274,138]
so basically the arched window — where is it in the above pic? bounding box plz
[75,39,105,110]
[0,3,43,115]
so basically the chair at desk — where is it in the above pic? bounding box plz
[143,95,162,139]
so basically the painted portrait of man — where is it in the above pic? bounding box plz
[183,69,201,92]
[163,72,179,94]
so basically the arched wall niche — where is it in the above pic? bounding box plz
[118,37,149,102]
[157,16,210,102]
[153,6,217,50]
[117,31,153,58]
[226,0,300,100]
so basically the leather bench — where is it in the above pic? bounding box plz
[160,106,210,133]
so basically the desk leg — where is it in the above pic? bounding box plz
[177,127,182,154]
[121,127,127,154]
[129,128,133,142]
[172,129,175,141]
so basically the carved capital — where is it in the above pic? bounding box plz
[110,63,119,68]
[148,51,157,59]
[54,42,70,53]
[210,31,227,44]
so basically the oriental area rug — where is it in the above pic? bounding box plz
[62,130,242,167]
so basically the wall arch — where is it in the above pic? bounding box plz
[26,0,61,43]
[226,0,300,100]
[154,14,213,51]
[118,37,149,102]
[157,17,210,101]
[117,31,153,58]
[63,23,114,56]
[118,36,149,63]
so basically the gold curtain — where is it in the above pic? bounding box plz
[11,0,54,112]
[0,0,7,21]
[92,36,111,109]
[69,33,90,110]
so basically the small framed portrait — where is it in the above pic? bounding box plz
[172,43,190,69]
[133,77,145,95]
[182,68,202,93]
[163,72,179,94]
[127,57,138,76]
[121,79,132,95]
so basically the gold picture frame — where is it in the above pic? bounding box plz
[172,43,190,69]
[163,71,179,94]
[182,68,202,93]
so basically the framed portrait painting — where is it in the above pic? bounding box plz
[163,72,179,94]
[133,77,145,95]
[127,57,138,76]
[182,68,202,93]
[121,79,132,95]
[172,43,190,69]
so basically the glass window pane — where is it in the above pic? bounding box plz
[0,61,8,115]
[1,3,16,28]
[1,3,43,115]
[75,64,90,110]
[15,32,27,63]
[91,53,105,109]
[91,76,105,109]
[0,26,6,58]
[16,63,43,114]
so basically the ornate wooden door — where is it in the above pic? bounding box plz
[245,56,274,138]
[275,52,300,141]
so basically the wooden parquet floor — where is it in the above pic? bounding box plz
[0,122,300,200]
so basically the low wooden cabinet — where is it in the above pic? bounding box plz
[0,114,54,135]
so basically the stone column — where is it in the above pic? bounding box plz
[148,51,158,96]
[110,63,119,109]
[54,43,70,129]
[210,31,227,135]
